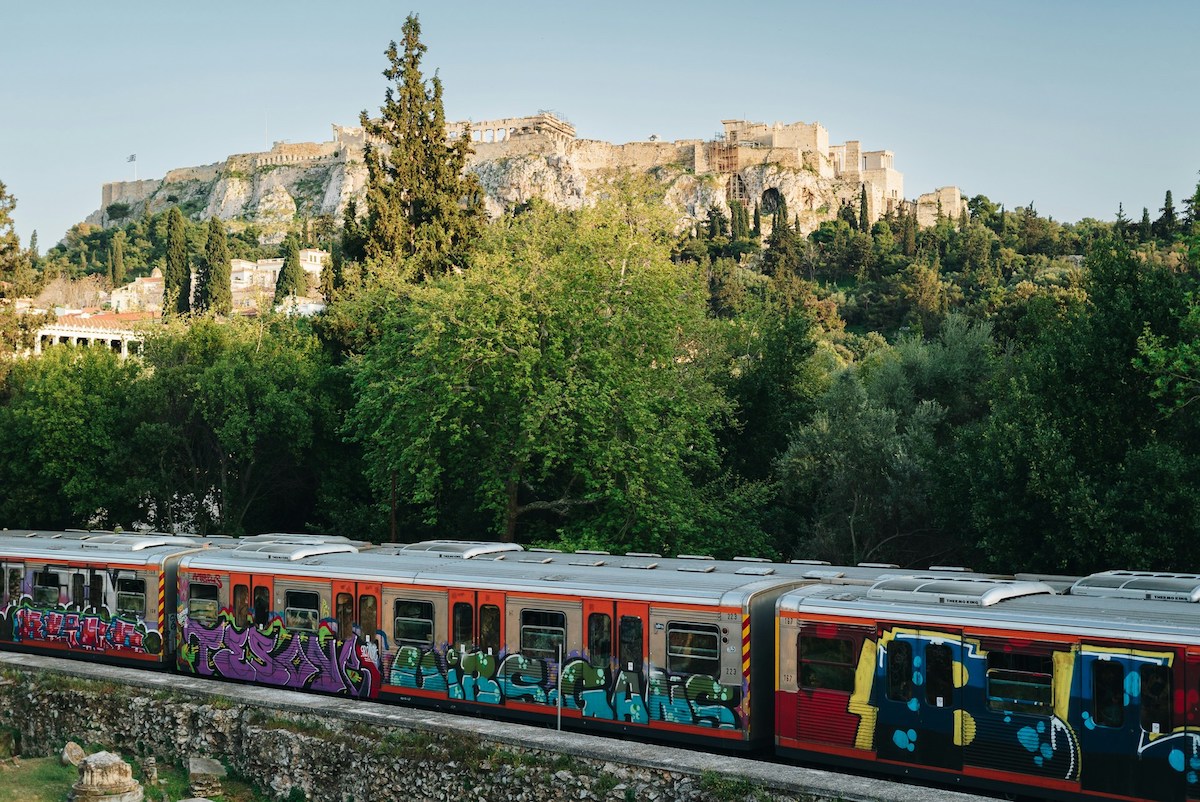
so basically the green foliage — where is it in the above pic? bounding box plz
[274,233,305,303]
[163,206,191,316]
[196,217,232,315]
[351,183,728,550]
[105,202,131,221]
[359,15,483,280]
[108,230,126,287]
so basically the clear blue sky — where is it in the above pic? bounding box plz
[2,1,1198,247]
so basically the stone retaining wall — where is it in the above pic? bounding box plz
[0,653,990,802]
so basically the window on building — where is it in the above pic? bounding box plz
[887,641,913,702]
[479,604,500,654]
[116,578,146,618]
[1140,665,1172,733]
[33,570,60,606]
[452,602,473,651]
[394,600,434,649]
[588,613,612,667]
[189,583,219,626]
[618,616,643,671]
[1092,660,1124,727]
[986,651,1053,715]
[520,610,566,660]
[284,590,320,632]
[799,635,855,692]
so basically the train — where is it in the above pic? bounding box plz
[2,528,1199,802]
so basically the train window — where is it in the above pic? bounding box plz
[798,636,855,692]
[116,578,146,618]
[359,594,378,640]
[284,590,320,632]
[89,572,103,611]
[336,593,354,640]
[1140,665,1172,733]
[233,584,250,628]
[520,610,566,660]
[452,602,473,650]
[1092,661,1124,727]
[666,623,721,678]
[5,567,21,601]
[479,604,500,654]
[189,583,219,626]
[394,600,435,648]
[588,613,612,667]
[72,574,85,608]
[619,616,643,671]
[986,652,1052,715]
[926,644,953,706]
[887,641,913,702]
[253,586,270,627]
[33,570,60,606]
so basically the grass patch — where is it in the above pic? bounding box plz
[699,769,770,801]
[0,756,77,802]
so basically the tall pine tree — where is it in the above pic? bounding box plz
[858,185,869,232]
[274,234,305,304]
[196,217,231,315]
[359,15,483,279]
[163,206,190,317]
[110,230,126,287]
[1153,190,1178,240]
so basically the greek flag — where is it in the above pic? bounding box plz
[127,154,136,162]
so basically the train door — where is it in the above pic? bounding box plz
[580,599,649,725]
[912,628,963,771]
[251,574,273,628]
[1079,646,1143,799]
[333,579,383,668]
[448,588,506,705]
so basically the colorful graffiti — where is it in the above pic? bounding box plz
[387,644,741,729]
[0,596,162,655]
[179,612,381,698]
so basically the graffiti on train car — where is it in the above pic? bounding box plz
[0,596,163,655]
[387,645,742,729]
[179,611,382,699]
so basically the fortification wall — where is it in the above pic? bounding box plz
[567,139,697,172]
[101,180,159,211]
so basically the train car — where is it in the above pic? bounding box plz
[175,538,854,750]
[0,530,210,666]
[775,571,1200,802]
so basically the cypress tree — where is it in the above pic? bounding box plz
[1139,208,1152,243]
[752,202,761,237]
[858,185,869,232]
[163,206,190,317]
[274,234,305,304]
[111,230,126,286]
[1185,178,1200,233]
[360,14,483,278]
[320,244,340,303]
[1153,190,1178,240]
[196,217,231,315]
[1113,203,1128,241]
[903,206,917,257]
[28,230,38,260]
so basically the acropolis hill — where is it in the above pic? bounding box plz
[95,114,963,241]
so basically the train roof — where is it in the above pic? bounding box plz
[177,539,1013,608]
[778,573,1200,644]
[0,530,214,565]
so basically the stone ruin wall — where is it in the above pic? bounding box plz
[95,113,950,239]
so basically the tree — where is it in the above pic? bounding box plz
[132,318,332,534]
[0,181,19,279]
[359,15,483,278]
[350,183,728,550]
[1184,175,1200,234]
[163,206,190,316]
[1139,208,1152,243]
[28,230,38,260]
[195,217,231,315]
[1114,203,1129,241]
[109,230,127,287]
[274,234,305,303]
[1153,190,1178,240]
[858,185,870,232]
